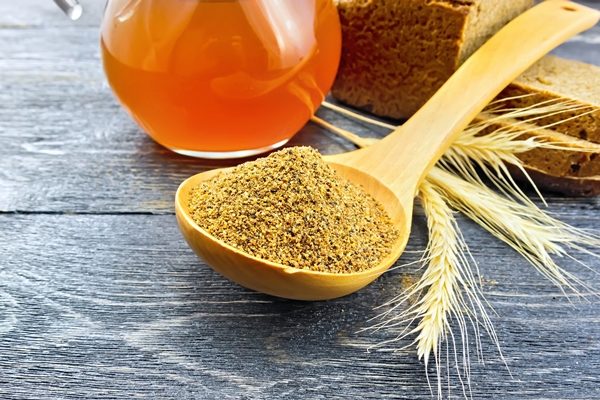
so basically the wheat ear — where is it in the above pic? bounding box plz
[313,99,600,395]
[444,99,599,205]
[427,166,600,296]
[365,179,499,399]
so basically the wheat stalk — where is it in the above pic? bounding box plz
[364,179,500,399]
[317,99,600,292]
[443,100,599,205]
[313,97,600,398]
[427,166,600,296]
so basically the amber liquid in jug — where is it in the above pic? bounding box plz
[101,0,342,158]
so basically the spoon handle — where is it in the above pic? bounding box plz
[337,0,600,202]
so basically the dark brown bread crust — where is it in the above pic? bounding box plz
[507,164,600,196]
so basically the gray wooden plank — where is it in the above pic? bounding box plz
[1,1,600,399]
[0,24,358,213]
[0,213,599,399]
[2,3,600,213]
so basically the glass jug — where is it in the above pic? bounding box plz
[97,0,342,158]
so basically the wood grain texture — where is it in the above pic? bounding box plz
[1,1,600,399]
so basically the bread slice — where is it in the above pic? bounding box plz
[331,0,534,119]
[474,112,600,195]
[496,55,600,144]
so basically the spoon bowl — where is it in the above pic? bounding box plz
[176,163,409,300]
[176,0,600,300]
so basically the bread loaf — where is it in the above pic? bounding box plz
[331,0,534,119]
[330,1,600,195]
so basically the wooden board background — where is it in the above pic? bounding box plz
[1,1,599,398]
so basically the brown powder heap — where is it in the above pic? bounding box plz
[187,146,399,273]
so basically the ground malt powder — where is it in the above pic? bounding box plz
[187,147,399,273]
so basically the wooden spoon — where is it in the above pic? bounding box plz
[175,1,600,300]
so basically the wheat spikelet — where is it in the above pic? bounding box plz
[314,98,600,397]
[427,166,600,295]
[365,179,499,399]
[444,99,599,204]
